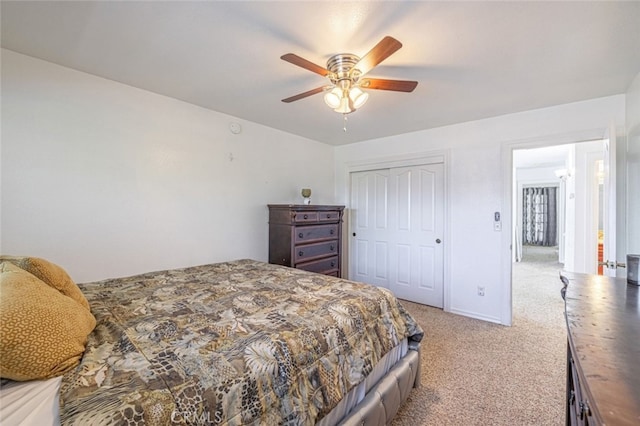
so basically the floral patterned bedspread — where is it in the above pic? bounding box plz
[60,259,423,425]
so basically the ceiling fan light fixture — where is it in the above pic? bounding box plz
[333,96,354,114]
[348,86,369,109]
[324,87,342,109]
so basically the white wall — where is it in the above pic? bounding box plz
[335,95,625,324]
[516,166,562,183]
[626,72,640,256]
[0,50,336,282]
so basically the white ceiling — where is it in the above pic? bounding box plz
[2,1,639,146]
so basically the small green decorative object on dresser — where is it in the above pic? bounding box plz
[268,204,345,277]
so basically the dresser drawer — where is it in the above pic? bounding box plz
[318,211,341,222]
[292,211,318,223]
[294,224,339,244]
[297,256,339,275]
[291,210,341,224]
[294,240,338,262]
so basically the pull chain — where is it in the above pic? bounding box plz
[343,114,348,132]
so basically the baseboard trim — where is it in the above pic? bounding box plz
[448,307,504,325]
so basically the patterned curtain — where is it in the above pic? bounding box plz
[522,187,558,246]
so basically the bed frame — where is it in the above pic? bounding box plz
[339,345,421,425]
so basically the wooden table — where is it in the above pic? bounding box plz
[561,271,640,425]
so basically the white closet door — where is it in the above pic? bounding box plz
[388,164,444,307]
[350,169,391,288]
[350,163,444,307]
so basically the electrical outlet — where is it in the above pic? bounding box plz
[477,286,485,296]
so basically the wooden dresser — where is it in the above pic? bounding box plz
[268,204,345,277]
[561,271,640,426]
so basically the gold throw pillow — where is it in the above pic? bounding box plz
[0,256,90,310]
[0,262,96,381]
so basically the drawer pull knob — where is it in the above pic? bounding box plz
[327,214,331,218]
[331,261,335,267]
[330,245,335,251]
[303,214,308,219]
[330,229,334,235]
[298,232,304,238]
[298,251,304,257]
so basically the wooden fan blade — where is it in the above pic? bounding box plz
[352,36,402,76]
[281,86,325,103]
[360,78,418,92]
[281,53,330,77]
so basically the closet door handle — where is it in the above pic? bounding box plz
[436,239,442,244]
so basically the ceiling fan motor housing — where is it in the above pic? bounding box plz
[327,53,361,85]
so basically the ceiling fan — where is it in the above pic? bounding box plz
[280,36,418,116]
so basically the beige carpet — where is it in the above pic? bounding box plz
[392,246,566,425]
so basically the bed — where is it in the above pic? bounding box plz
[1,258,423,425]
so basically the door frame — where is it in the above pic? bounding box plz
[584,150,604,274]
[501,128,615,326]
[342,150,450,311]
